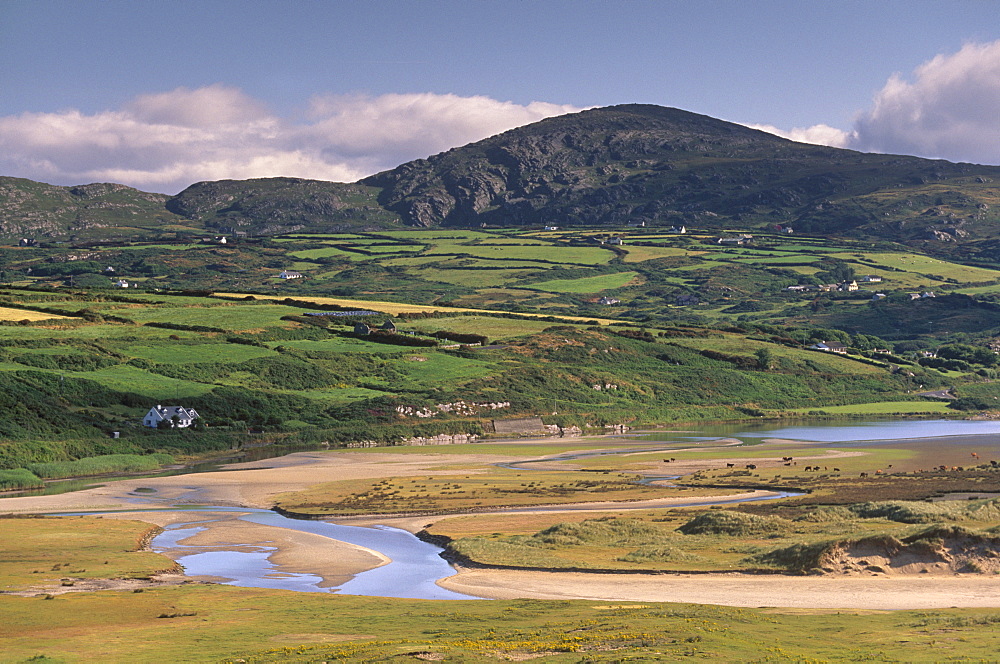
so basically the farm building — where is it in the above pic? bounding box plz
[143,405,200,428]
[278,270,303,279]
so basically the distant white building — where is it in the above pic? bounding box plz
[143,405,200,428]
[859,275,882,283]
[606,236,623,245]
[278,270,303,279]
[598,296,621,305]
[112,279,129,288]
[668,225,687,234]
[543,226,559,231]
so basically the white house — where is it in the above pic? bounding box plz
[278,270,303,279]
[668,225,687,234]
[112,279,129,288]
[543,226,559,231]
[809,342,848,354]
[143,405,200,429]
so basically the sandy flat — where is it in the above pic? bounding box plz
[438,567,1000,609]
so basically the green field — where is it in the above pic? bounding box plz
[526,271,639,293]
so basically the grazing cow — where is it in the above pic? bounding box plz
[782,456,793,462]
[860,472,869,478]
[971,452,979,459]
[726,463,735,468]
[663,459,671,463]
[833,468,841,472]
[746,464,757,470]
[875,469,883,475]
[783,462,792,466]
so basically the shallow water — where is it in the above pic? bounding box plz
[153,509,476,600]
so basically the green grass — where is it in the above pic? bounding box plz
[0,468,43,490]
[526,272,639,293]
[262,337,408,353]
[26,453,175,479]
[405,266,539,287]
[424,243,616,265]
[121,342,276,364]
[64,363,215,398]
[789,400,953,415]
[7,581,1000,662]
[122,304,303,329]
[396,315,561,340]
[392,350,496,388]
[0,517,171,592]
[285,246,369,260]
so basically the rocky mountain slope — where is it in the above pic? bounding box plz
[363,105,1000,254]
[3,104,1000,256]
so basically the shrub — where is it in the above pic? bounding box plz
[678,510,791,536]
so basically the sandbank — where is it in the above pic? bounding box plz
[438,567,1000,609]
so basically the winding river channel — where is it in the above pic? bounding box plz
[15,418,1000,600]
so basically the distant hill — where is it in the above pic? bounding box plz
[3,104,1000,258]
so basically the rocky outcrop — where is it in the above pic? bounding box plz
[165,177,399,234]
[401,433,480,446]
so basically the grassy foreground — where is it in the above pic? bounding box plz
[3,517,1000,663]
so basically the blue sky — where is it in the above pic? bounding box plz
[3,0,1000,193]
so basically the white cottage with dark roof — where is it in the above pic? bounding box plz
[143,405,200,428]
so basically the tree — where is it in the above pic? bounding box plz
[754,348,773,371]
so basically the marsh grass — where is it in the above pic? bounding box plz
[26,453,175,480]
[0,468,43,490]
[275,470,674,516]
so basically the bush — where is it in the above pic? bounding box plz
[678,510,791,536]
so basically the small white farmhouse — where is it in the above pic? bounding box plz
[143,405,200,428]
[279,270,303,279]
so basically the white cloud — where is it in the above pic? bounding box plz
[850,41,1000,163]
[746,123,852,149]
[0,87,583,194]
[750,41,1000,165]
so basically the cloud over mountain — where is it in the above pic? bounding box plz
[753,40,1000,165]
[0,87,581,194]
